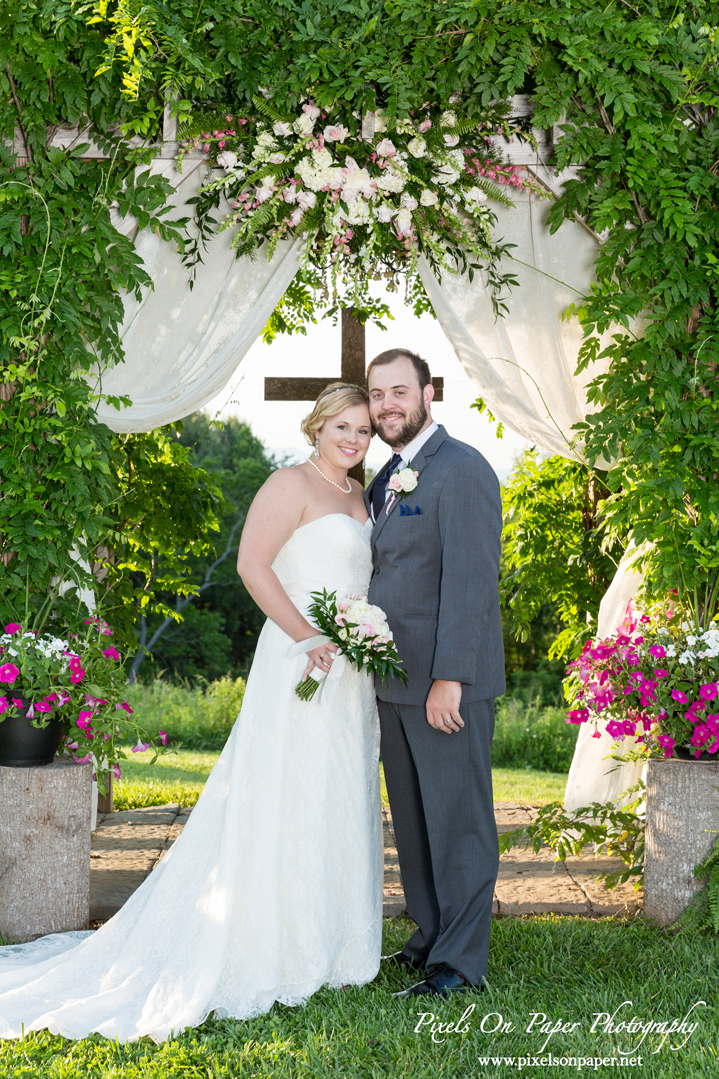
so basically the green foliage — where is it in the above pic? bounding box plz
[124,674,246,749]
[0,3,221,633]
[499,781,646,891]
[502,452,624,660]
[676,833,719,936]
[492,696,579,773]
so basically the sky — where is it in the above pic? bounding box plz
[204,286,530,482]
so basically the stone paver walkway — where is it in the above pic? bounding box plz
[90,801,642,925]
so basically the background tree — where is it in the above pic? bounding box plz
[126,413,276,682]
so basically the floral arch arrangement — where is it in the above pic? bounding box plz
[180,95,543,320]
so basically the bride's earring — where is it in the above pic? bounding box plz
[313,442,320,460]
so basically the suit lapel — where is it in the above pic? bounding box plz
[371,426,448,547]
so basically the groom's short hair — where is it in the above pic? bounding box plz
[367,348,432,391]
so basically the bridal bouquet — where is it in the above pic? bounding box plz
[564,598,719,759]
[295,590,407,702]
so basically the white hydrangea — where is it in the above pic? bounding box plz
[376,169,405,194]
[448,148,465,170]
[296,156,343,192]
[346,199,372,225]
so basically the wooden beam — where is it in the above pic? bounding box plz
[264,375,444,401]
[341,308,366,385]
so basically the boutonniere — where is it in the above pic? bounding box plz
[386,461,419,514]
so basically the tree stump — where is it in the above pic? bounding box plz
[0,758,92,942]
[644,758,719,926]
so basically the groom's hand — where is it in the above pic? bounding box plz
[426,680,464,733]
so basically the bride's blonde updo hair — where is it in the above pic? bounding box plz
[300,382,372,448]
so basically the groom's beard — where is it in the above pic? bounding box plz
[373,397,428,449]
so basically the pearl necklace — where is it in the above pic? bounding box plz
[309,457,352,493]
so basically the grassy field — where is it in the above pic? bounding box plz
[1,916,716,1077]
[114,749,568,810]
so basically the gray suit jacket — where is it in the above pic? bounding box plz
[365,425,505,705]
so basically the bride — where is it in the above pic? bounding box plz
[0,382,383,1043]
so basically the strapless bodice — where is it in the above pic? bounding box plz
[271,513,372,602]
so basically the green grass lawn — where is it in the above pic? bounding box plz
[2,916,716,1077]
[114,750,567,811]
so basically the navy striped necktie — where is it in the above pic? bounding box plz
[371,453,402,521]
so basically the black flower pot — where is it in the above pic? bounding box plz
[675,745,718,763]
[0,698,67,767]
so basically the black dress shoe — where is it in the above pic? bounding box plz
[381,950,425,971]
[394,963,473,998]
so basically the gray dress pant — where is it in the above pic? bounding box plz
[378,698,498,986]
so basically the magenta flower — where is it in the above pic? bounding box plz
[606,719,626,739]
[102,646,120,661]
[77,710,93,728]
[116,701,133,714]
[653,669,669,678]
[0,663,20,684]
[4,623,21,634]
[70,668,86,684]
[44,692,58,703]
[112,763,122,780]
[591,730,602,739]
[65,741,79,751]
[671,689,688,703]
[699,682,718,701]
[566,708,590,725]
[11,698,22,708]
[657,733,675,758]
[131,741,150,753]
[159,730,168,746]
[0,696,7,713]
[648,644,667,659]
[73,753,92,764]
[34,701,52,714]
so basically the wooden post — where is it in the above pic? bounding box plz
[0,759,92,942]
[264,307,443,486]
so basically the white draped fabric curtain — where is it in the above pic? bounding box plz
[95,165,641,808]
[94,163,303,433]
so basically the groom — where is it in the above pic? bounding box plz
[365,348,505,998]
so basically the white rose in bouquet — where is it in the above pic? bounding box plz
[216,151,238,170]
[376,138,397,158]
[440,110,457,127]
[419,188,439,206]
[296,189,317,210]
[342,158,375,200]
[465,185,488,205]
[433,164,460,186]
[324,123,348,142]
[268,152,286,164]
[400,193,418,211]
[396,467,418,491]
[407,137,427,158]
[375,203,395,223]
[443,134,460,147]
[293,113,315,136]
[396,207,413,235]
[272,121,293,137]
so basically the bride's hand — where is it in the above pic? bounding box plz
[302,642,339,681]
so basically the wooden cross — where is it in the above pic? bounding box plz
[264,309,443,484]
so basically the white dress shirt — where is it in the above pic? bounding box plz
[371,421,438,521]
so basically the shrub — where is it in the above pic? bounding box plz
[491,696,578,773]
[124,676,245,750]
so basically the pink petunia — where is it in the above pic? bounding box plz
[0,663,20,684]
[566,708,589,725]
[115,701,133,714]
[131,741,150,753]
[70,668,86,684]
[112,763,122,780]
[591,731,602,739]
[73,753,92,764]
[34,701,52,714]
[159,731,168,746]
[4,623,21,633]
[657,733,675,758]
[648,644,667,659]
[699,682,718,701]
[11,698,23,708]
[653,669,669,678]
[102,646,120,661]
[77,710,93,728]
[0,696,7,713]
[672,689,688,703]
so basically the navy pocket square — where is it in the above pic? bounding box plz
[400,503,422,516]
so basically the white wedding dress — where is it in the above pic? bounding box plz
[0,514,382,1043]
